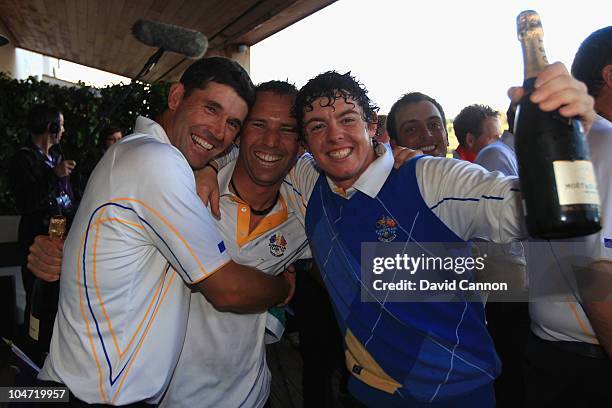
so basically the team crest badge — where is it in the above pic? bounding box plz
[269,232,288,257]
[375,216,397,242]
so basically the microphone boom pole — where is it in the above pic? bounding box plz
[90,19,208,143]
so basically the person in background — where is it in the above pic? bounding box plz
[72,125,124,198]
[386,92,449,157]
[474,102,518,176]
[100,125,123,152]
[452,104,502,162]
[8,104,75,345]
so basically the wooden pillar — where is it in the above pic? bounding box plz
[0,20,17,77]
[206,44,250,74]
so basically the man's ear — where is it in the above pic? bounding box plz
[367,112,378,138]
[602,64,612,88]
[465,132,476,149]
[168,83,185,111]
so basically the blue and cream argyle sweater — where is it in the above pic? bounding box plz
[305,156,500,403]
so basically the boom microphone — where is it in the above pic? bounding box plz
[132,19,208,59]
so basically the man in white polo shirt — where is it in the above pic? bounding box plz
[161,80,313,408]
[34,57,295,406]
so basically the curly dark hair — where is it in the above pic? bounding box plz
[180,56,255,109]
[571,26,612,98]
[293,71,378,141]
[386,92,447,142]
[452,104,499,146]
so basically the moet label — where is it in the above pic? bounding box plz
[29,314,40,341]
[553,160,600,206]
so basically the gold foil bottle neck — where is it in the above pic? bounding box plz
[517,9,548,79]
[517,10,544,41]
[49,215,67,240]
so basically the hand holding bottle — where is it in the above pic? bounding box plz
[27,234,64,282]
[508,62,596,133]
[513,10,600,239]
[28,215,66,351]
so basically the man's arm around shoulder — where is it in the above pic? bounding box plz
[194,261,295,314]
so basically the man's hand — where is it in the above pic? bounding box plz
[508,62,596,133]
[53,160,76,178]
[27,235,64,282]
[391,143,422,169]
[194,165,221,219]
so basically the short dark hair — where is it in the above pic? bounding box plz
[453,104,499,146]
[101,125,123,138]
[294,71,378,140]
[571,26,612,98]
[99,125,123,147]
[180,57,256,108]
[27,104,62,135]
[386,92,447,141]
[256,80,297,97]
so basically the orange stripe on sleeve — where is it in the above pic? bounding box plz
[92,219,122,357]
[190,259,232,285]
[565,296,597,341]
[77,228,108,403]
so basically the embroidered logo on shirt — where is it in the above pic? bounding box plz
[269,232,288,257]
[375,216,397,242]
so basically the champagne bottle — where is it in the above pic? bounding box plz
[514,10,601,239]
[28,215,65,360]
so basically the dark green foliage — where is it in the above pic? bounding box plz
[0,72,170,214]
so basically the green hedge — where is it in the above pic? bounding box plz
[0,72,170,214]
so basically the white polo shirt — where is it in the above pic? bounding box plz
[161,158,311,408]
[39,117,231,405]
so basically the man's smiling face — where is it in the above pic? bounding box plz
[236,91,301,187]
[302,94,377,190]
[168,81,249,170]
[393,100,448,157]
